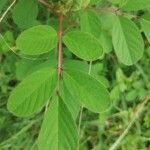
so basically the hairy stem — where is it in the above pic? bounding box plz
[57,14,63,91]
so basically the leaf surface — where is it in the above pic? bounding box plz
[63,31,103,61]
[38,96,78,150]
[12,0,38,28]
[16,25,58,55]
[112,16,144,65]
[7,68,57,117]
[63,69,110,113]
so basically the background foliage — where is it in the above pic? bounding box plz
[0,0,150,149]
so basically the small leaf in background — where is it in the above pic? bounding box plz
[80,10,102,38]
[0,0,8,13]
[140,13,150,43]
[7,68,57,117]
[63,31,103,61]
[126,89,137,101]
[112,16,144,65]
[122,0,150,11]
[0,31,15,53]
[99,31,113,54]
[63,59,89,72]
[16,25,58,55]
[12,0,38,29]
[110,85,120,102]
[99,13,116,31]
[38,95,78,150]
[90,0,101,5]
[76,0,91,9]
[63,69,110,113]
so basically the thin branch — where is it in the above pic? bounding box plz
[94,7,120,14]
[0,0,16,23]
[109,94,150,150]
[93,7,139,19]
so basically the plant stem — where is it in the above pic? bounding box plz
[57,14,63,91]
[88,61,92,75]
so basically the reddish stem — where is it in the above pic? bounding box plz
[57,14,63,90]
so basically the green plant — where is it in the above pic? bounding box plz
[0,0,150,149]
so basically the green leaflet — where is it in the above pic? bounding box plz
[38,95,78,150]
[112,16,144,65]
[63,30,103,61]
[60,81,80,119]
[7,68,57,117]
[16,57,57,80]
[16,59,44,80]
[99,31,113,54]
[141,19,150,43]
[63,59,89,72]
[80,10,102,38]
[12,0,38,29]
[16,25,58,55]
[140,14,150,43]
[63,69,110,113]
[122,0,150,11]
